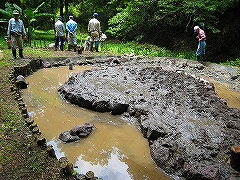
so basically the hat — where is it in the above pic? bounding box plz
[93,13,98,17]
[13,10,19,15]
[194,26,199,33]
[58,16,62,20]
[69,15,73,19]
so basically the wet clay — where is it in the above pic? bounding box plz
[58,64,240,179]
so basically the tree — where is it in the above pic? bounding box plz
[23,2,53,45]
[0,2,22,20]
[107,0,237,39]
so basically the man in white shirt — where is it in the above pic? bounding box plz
[88,13,101,52]
[7,10,27,59]
[54,16,65,51]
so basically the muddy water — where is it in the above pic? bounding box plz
[210,79,240,110]
[21,66,172,180]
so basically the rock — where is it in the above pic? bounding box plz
[16,75,28,89]
[47,145,56,158]
[59,130,80,142]
[85,171,94,179]
[147,125,167,141]
[75,171,103,180]
[43,61,51,68]
[196,64,205,70]
[32,126,39,133]
[92,100,110,112]
[59,157,73,175]
[37,135,46,146]
[183,163,220,180]
[70,122,95,137]
[230,145,240,171]
[25,118,34,125]
[150,145,170,167]
[110,102,129,115]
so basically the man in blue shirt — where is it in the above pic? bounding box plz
[7,10,27,59]
[66,15,78,52]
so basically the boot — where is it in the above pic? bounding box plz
[95,42,99,52]
[60,45,64,51]
[68,44,71,51]
[202,54,206,62]
[196,55,201,62]
[12,49,17,59]
[19,49,25,58]
[90,42,94,52]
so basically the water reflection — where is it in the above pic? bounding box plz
[22,66,171,180]
[75,147,132,180]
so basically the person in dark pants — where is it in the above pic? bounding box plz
[194,25,207,62]
[54,16,65,51]
[7,10,27,59]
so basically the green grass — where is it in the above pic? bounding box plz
[221,58,240,67]
[1,31,240,67]
[101,41,196,60]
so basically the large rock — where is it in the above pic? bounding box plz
[58,65,240,179]
[16,75,28,89]
[70,122,95,137]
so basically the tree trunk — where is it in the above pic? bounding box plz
[65,0,69,19]
[60,0,64,19]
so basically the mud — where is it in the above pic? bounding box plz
[56,56,240,179]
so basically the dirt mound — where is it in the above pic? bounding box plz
[58,57,240,179]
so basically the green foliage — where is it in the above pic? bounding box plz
[107,0,237,39]
[107,0,158,40]
[221,58,240,67]
[0,2,22,19]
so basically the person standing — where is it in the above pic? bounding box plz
[54,16,65,51]
[194,25,207,62]
[7,10,27,59]
[66,15,78,52]
[88,13,101,52]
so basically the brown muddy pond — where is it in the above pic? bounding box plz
[21,65,240,180]
[21,66,172,180]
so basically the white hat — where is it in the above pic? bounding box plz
[13,10,19,15]
[194,26,200,32]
